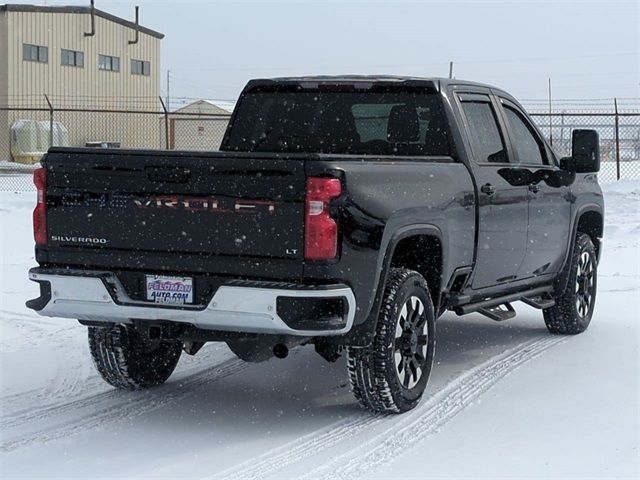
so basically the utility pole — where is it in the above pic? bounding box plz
[614,98,620,180]
[449,61,454,79]
[166,69,171,112]
[548,78,553,146]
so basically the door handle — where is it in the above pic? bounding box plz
[528,183,541,193]
[481,183,496,195]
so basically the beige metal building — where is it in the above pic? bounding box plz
[0,3,163,162]
[169,100,233,151]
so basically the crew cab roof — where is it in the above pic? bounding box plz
[243,75,506,95]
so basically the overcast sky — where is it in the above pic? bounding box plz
[11,0,640,105]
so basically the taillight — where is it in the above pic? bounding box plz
[33,167,47,246]
[305,177,341,260]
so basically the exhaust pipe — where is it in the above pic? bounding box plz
[273,344,289,359]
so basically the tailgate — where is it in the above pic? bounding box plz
[44,149,306,264]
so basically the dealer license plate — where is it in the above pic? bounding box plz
[146,275,194,305]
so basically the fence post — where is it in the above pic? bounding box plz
[548,78,553,146]
[44,94,53,149]
[159,96,170,150]
[614,98,620,181]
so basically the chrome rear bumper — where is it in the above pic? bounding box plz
[27,268,355,336]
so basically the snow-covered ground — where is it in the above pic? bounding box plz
[0,181,638,479]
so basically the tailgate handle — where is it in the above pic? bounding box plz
[146,166,191,183]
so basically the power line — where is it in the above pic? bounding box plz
[167,52,638,73]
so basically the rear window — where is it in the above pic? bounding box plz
[224,88,451,156]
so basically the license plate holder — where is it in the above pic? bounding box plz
[145,275,194,305]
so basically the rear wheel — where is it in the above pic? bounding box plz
[544,233,598,334]
[347,268,436,414]
[88,324,182,389]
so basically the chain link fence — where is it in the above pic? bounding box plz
[1,97,639,191]
[0,96,232,191]
[526,99,640,184]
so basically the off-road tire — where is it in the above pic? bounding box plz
[347,268,436,414]
[544,233,598,334]
[88,324,182,389]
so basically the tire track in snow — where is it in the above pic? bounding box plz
[302,335,565,480]
[1,372,109,420]
[0,357,248,452]
[0,308,45,320]
[208,412,382,480]
[209,335,563,480]
[0,343,228,421]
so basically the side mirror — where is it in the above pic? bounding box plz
[559,156,574,171]
[571,129,600,173]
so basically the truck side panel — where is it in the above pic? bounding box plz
[305,158,476,328]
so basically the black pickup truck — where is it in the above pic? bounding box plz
[27,77,604,414]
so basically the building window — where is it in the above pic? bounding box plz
[98,54,120,72]
[131,59,151,76]
[61,49,84,68]
[23,43,48,63]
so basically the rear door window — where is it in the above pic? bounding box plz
[459,98,508,163]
